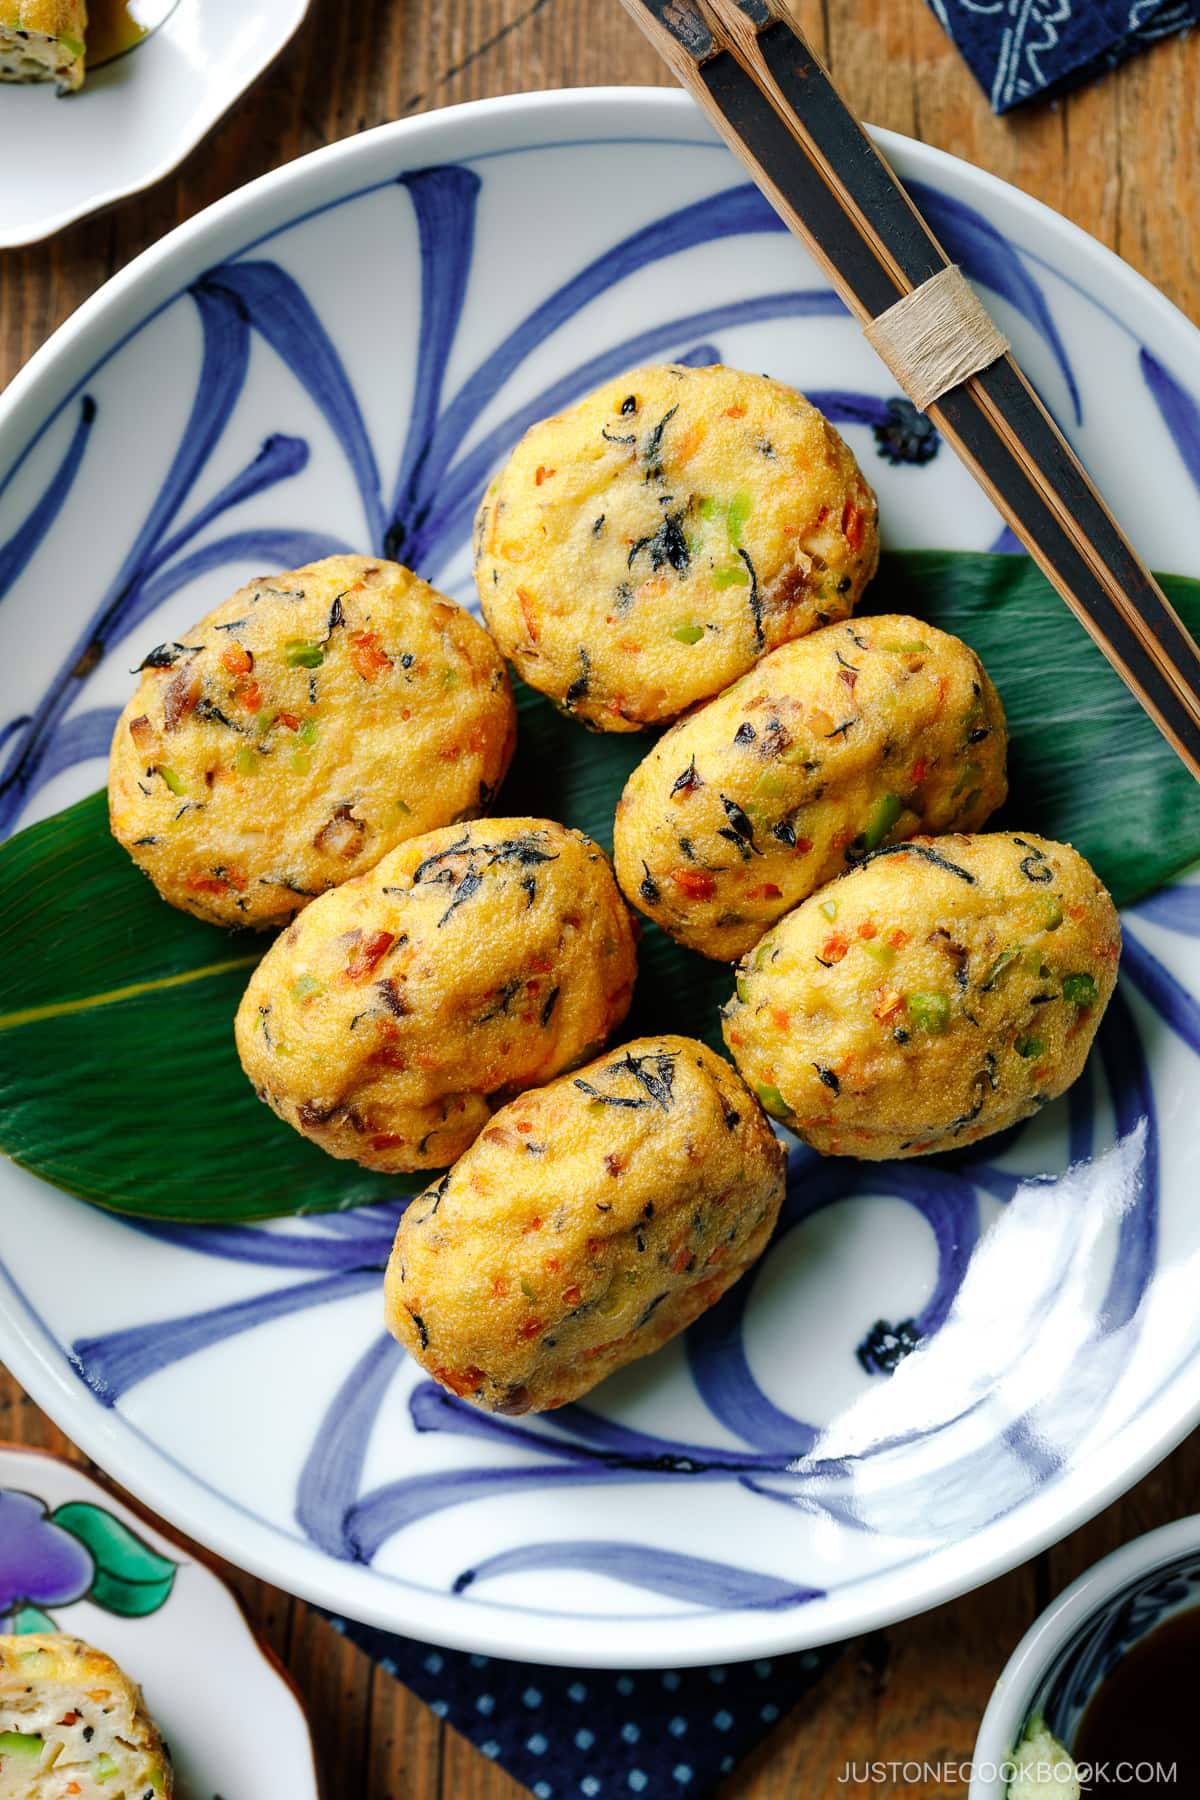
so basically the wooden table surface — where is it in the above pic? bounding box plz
[2,3,1198,1795]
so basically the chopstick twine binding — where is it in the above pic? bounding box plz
[863,265,1009,413]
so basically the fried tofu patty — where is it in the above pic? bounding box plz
[0,2,87,90]
[385,1035,785,1412]
[614,615,1007,960]
[0,1634,171,1798]
[236,818,637,1172]
[722,833,1120,1159]
[475,363,879,731]
[109,555,517,928]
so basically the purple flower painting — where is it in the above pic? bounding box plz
[0,1489,175,1634]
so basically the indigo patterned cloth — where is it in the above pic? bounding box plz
[326,1612,838,1796]
[928,0,1200,111]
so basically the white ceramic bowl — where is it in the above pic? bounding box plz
[970,1515,1200,1798]
[1,89,1200,1668]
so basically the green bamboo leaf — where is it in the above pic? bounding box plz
[1,551,1198,1224]
[49,1503,175,1618]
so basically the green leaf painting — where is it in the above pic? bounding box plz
[50,1503,176,1618]
[1,551,1198,1224]
[10,1605,56,1635]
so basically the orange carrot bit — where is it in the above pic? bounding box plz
[518,1317,545,1341]
[793,837,814,854]
[185,869,240,896]
[436,1365,486,1397]
[670,867,716,901]
[65,1787,82,1797]
[534,464,556,485]
[498,537,537,563]
[886,928,909,950]
[705,1244,728,1266]
[238,680,264,711]
[350,631,392,682]
[673,420,706,461]
[770,1006,791,1031]
[221,643,253,676]
[58,1711,81,1726]
[842,499,865,552]
[821,934,849,964]
[370,1133,408,1151]
[491,1276,510,1298]
[723,404,746,418]
[346,930,396,981]
[562,1284,582,1307]
[523,1215,543,1234]
[543,1255,561,1273]
[516,586,539,642]
[604,1152,625,1177]
[911,757,928,786]
[745,882,783,902]
[872,989,904,1023]
[277,711,301,731]
[515,1119,533,1134]
[85,1689,111,1703]
[856,919,878,940]
[669,1243,693,1274]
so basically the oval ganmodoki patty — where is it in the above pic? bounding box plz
[475,363,879,732]
[0,1633,172,1798]
[109,555,517,928]
[235,817,638,1173]
[384,1035,786,1413]
[722,832,1120,1159]
[613,614,1008,961]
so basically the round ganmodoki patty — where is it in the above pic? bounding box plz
[384,1034,786,1413]
[722,832,1120,1158]
[613,614,1008,960]
[475,363,879,731]
[109,554,517,928]
[235,817,638,1173]
[0,1632,172,1797]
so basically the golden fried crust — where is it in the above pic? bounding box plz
[613,615,1008,960]
[722,833,1120,1159]
[384,1035,786,1412]
[109,555,517,929]
[235,817,638,1172]
[0,1633,171,1797]
[475,363,879,731]
[0,2,86,88]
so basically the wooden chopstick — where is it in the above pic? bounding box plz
[617,0,1200,782]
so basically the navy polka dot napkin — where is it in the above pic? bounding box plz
[326,1613,838,1796]
[927,0,1199,111]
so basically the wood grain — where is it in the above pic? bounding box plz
[2,2,1198,1796]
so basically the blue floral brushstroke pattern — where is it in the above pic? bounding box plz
[0,143,1192,1622]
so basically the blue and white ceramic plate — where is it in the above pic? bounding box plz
[0,0,311,248]
[0,1443,319,1797]
[1,89,1199,1668]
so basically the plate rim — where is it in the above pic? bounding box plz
[0,0,314,249]
[1,84,1199,1667]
